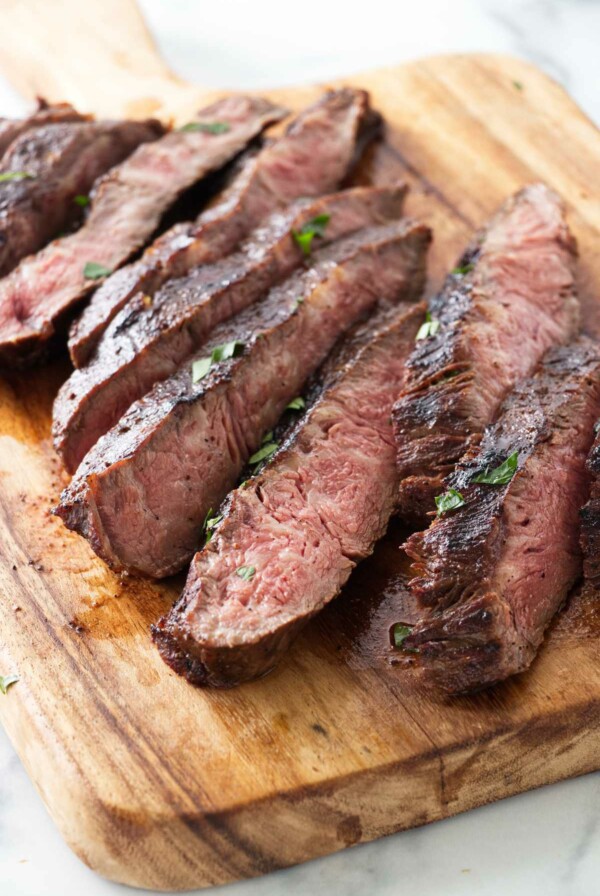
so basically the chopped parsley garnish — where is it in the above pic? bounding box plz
[236,565,256,581]
[451,262,475,276]
[247,429,279,469]
[83,261,111,280]
[435,488,465,516]
[202,508,223,544]
[191,356,212,382]
[286,396,305,411]
[472,451,519,486]
[179,121,231,134]
[192,340,245,383]
[0,171,33,183]
[392,623,413,649]
[296,296,304,306]
[416,310,440,341]
[0,673,19,695]
[74,194,90,207]
[513,80,524,91]
[248,441,278,466]
[209,340,244,363]
[292,213,331,256]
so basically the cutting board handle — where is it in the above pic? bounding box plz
[0,0,207,120]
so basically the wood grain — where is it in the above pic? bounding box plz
[0,2,599,890]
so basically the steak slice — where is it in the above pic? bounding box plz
[580,428,600,588]
[153,302,424,686]
[0,99,88,159]
[0,118,163,277]
[55,220,430,578]
[392,184,580,523]
[0,95,283,367]
[54,184,407,473]
[397,339,600,693]
[69,88,380,366]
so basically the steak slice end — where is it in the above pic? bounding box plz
[153,303,424,686]
[397,338,600,693]
[392,183,579,523]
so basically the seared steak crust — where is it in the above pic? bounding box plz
[55,220,430,578]
[54,184,407,473]
[400,339,600,693]
[392,184,580,522]
[0,96,282,367]
[0,118,163,277]
[580,428,600,587]
[69,88,380,366]
[153,303,424,686]
[0,99,88,159]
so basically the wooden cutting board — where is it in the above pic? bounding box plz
[0,0,599,890]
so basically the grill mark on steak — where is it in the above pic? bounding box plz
[580,427,600,588]
[152,303,424,686]
[53,184,407,473]
[0,96,283,367]
[398,338,600,693]
[55,220,430,578]
[0,99,89,159]
[391,184,580,523]
[0,118,165,278]
[68,88,381,366]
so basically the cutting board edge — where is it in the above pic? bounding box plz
[109,719,600,891]
[2,664,598,890]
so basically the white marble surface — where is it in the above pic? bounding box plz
[1,1,599,894]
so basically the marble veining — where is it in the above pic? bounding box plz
[1,1,599,893]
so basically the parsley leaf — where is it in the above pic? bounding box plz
[293,213,331,256]
[435,488,466,516]
[0,673,20,695]
[192,340,245,383]
[74,194,90,207]
[286,396,305,411]
[0,171,33,183]
[451,262,475,276]
[392,624,413,649]
[202,507,223,544]
[236,565,256,581]
[416,310,440,341]
[179,121,231,134]
[513,80,524,91]
[472,451,519,486]
[248,429,279,468]
[83,261,111,280]
[191,356,212,382]
[211,340,244,363]
[248,441,278,466]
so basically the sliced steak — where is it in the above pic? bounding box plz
[69,88,380,366]
[153,302,424,686]
[0,118,163,277]
[55,220,430,578]
[392,184,580,523]
[0,95,283,367]
[397,339,600,693]
[580,428,600,588]
[0,99,88,159]
[54,184,407,473]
